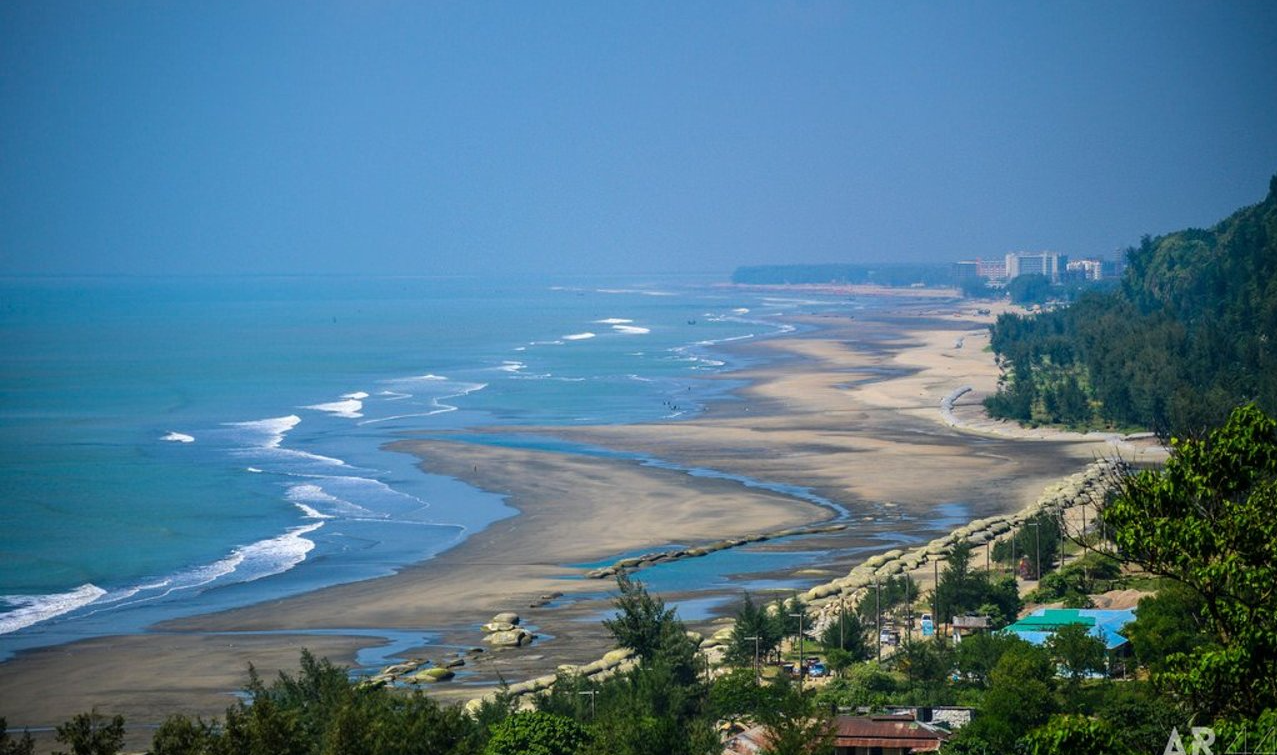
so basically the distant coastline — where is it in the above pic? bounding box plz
[724,280,962,298]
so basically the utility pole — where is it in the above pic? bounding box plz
[985,540,991,573]
[743,635,761,685]
[905,576,912,642]
[839,596,845,649]
[933,558,940,636]
[1011,531,1017,578]
[789,612,805,692]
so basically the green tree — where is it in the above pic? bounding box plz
[755,675,834,755]
[963,641,1056,751]
[894,639,951,691]
[728,592,782,666]
[954,632,1024,688]
[53,710,126,755]
[813,662,899,710]
[0,719,35,755]
[708,668,772,723]
[1044,623,1106,686]
[775,594,807,638]
[581,660,716,755]
[992,512,1060,579]
[603,573,689,667]
[820,604,869,660]
[1101,404,1277,717]
[483,711,588,755]
[1123,581,1207,678]
[148,715,218,755]
[1021,714,1134,755]
[934,542,978,621]
[960,276,991,299]
[1007,274,1054,304]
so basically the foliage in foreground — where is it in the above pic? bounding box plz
[1101,404,1277,718]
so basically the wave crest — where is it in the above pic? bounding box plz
[0,584,107,635]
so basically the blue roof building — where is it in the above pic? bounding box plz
[1004,607,1136,650]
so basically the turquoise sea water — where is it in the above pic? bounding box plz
[0,275,865,658]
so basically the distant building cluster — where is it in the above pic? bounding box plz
[955,250,1123,286]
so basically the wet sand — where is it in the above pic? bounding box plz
[0,295,1129,750]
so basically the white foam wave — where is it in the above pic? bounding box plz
[225,415,302,449]
[0,584,107,635]
[377,390,412,401]
[239,446,347,468]
[162,432,195,443]
[563,332,596,341]
[293,502,333,520]
[131,523,324,604]
[732,308,751,314]
[499,361,526,373]
[342,391,370,400]
[405,374,448,382]
[530,340,565,346]
[357,381,488,426]
[612,325,650,335]
[247,467,264,473]
[287,483,377,518]
[596,288,675,297]
[595,318,633,324]
[358,409,453,425]
[304,398,363,419]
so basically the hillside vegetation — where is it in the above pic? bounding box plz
[985,176,1277,437]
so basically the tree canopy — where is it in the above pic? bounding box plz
[984,176,1277,437]
[1102,403,1277,718]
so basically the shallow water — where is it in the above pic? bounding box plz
[1,274,884,658]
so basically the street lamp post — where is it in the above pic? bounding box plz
[789,612,805,692]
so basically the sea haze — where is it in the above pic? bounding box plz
[0,274,864,658]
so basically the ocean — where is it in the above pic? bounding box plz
[0,274,863,659]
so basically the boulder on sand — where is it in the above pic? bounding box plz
[491,611,520,626]
[412,667,455,683]
[485,629,535,648]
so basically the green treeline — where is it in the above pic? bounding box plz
[731,263,956,287]
[985,176,1277,436]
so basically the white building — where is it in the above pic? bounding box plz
[1005,251,1068,283]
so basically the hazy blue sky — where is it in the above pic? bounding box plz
[2,2,1275,276]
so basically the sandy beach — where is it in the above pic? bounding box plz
[0,294,1133,750]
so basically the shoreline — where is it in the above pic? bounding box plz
[0,293,1136,747]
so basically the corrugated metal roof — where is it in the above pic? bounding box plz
[1004,607,1136,650]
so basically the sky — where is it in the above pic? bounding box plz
[2,2,1275,277]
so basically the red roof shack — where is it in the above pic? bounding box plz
[832,715,951,754]
[722,714,952,755]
